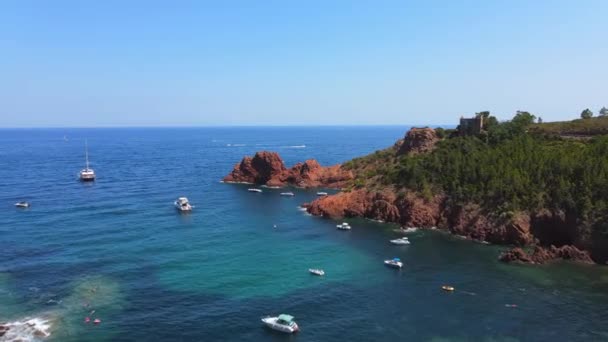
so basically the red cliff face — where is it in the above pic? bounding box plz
[499,245,593,264]
[305,188,599,263]
[305,189,533,246]
[223,151,286,184]
[397,127,439,155]
[223,151,353,188]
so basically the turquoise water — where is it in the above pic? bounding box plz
[1,127,608,341]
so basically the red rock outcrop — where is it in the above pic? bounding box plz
[223,151,353,188]
[223,151,286,184]
[305,189,402,222]
[397,127,439,155]
[499,245,593,264]
[306,189,534,246]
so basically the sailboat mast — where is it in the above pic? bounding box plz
[85,139,89,170]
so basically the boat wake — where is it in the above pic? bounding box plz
[0,316,53,342]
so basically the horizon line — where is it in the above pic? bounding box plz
[0,123,454,129]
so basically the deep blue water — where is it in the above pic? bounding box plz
[1,127,608,342]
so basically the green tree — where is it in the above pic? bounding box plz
[484,116,499,130]
[513,111,536,127]
[600,107,608,117]
[581,108,594,119]
[506,111,536,135]
[435,127,446,139]
[476,111,491,118]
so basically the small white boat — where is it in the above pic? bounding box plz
[79,140,96,182]
[15,201,30,208]
[280,192,295,196]
[384,258,403,269]
[336,222,351,230]
[308,268,325,276]
[261,314,299,334]
[248,188,263,193]
[390,237,410,245]
[316,192,328,196]
[174,197,193,212]
[397,227,418,234]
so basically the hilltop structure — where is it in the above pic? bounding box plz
[459,114,484,135]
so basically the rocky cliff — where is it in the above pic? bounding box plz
[225,125,608,265]
[223,151,354,188]
[302,126,607,265]
[396,127,439,155]
[304,187,596,264]
[304,189,535,245]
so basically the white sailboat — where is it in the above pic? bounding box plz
[79,140,96,181]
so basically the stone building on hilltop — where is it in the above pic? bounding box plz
[458,114,484,135]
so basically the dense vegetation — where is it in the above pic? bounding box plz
[344,112,608,236]
[528,116,608,137]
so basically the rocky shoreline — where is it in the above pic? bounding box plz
[223,151,353,188]
[223,128,604,266]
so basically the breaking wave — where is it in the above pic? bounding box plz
[0,316,53,342]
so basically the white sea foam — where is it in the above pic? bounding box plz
[0,316,53,341]
[226,144,246,147]
[282,145,306,148]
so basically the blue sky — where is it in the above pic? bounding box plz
[0,0,607,127]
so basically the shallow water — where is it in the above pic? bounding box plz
[1,127,607,341]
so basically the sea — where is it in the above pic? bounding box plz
[1,127,607,342]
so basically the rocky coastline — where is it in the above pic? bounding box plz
[224,127,605,266]
[223,151,353,188]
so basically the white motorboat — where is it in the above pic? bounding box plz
[399,227,418,234]
[336,222,351,230]
[79,139,96,182]
[316,192,328,196]
[390,237,410,245]
[280,192,295,196]
[384,258,403,268]
[15,201,30,208]
[174,197,193,212]
[248,188,263,193]
[308,268,325,276]
[261,314,299,334]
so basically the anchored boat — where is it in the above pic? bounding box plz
[261,314,299,334]
[15,201,30,208]
[79,140,96,182]
[384,258,403,269]
[308,268,325,276]
[336,222,351,230]
[79,139,96,182]
[174,197,193,212]
[390,237,410,245]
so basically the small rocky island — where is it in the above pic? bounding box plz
[223,151,353,188]
[225,112,608,266]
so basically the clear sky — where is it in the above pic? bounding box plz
[1,0,606,127]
